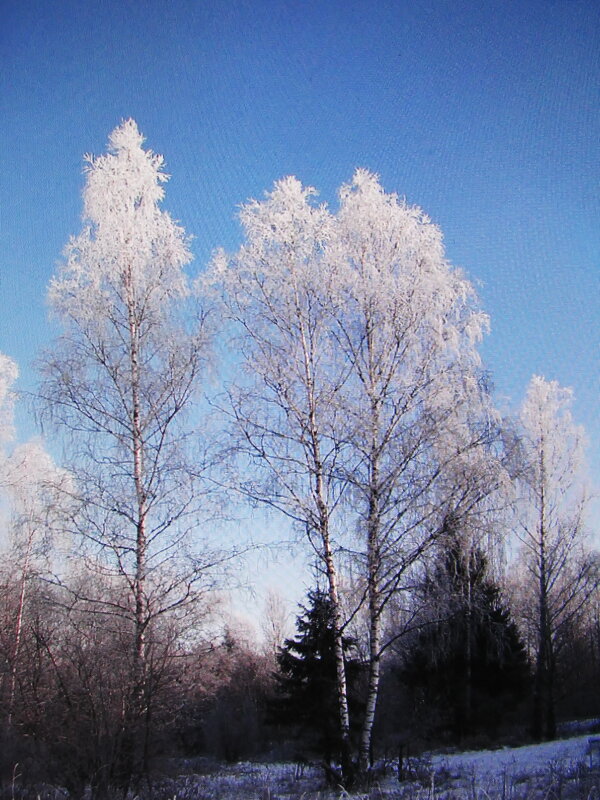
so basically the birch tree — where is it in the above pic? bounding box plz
[0,353,18,449]
[214,177,356,778]
[40,120,214,779]
[0,353,21,720]
[2,441,70,724]
[0,354,70,732]
[217,171,502,778]
[517,375,597,740]
[326,170,505,770]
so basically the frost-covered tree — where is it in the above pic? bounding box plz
[0,353,23,722]
[216,171,502,778]
[213,177,356,777]
[327,170,503,770]
[0,353,18,449]
[0,353,70,725]
[517,375,597,740]
[40,120,213,779]
[2,440,70,724]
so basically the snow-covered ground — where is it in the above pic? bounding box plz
[154,733,600,799]
[432,732,594,779]
[381,733,600,798]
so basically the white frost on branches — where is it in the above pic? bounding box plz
[40,120,216,751]
[515,373,594,739]
[0,352,70,559]
[0,353,18,446]
[49,118,192,330]
[520,375,586,497]
[214,168,504,774]
[4,440,71,536]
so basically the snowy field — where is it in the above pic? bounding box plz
[433,732,594,777]
[11,733,600,799]
[424,734,598,798]
[147,733,600,800]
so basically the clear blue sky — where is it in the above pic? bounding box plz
[2,0,599,505]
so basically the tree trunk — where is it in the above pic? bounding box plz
[536,451,556,741]
[320,503,354,783]
[358,331,383,777]
[8,532,33,725]
[298,300,354,784]
[127,270,149,780]
[464,554,473,738]
[359,589,381,773]
[545,646,556,740]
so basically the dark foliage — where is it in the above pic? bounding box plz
[272,589,364,763]
[399,534,530,742]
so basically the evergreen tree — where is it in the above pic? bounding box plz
[400,533,530,742]
[273,590,364,764]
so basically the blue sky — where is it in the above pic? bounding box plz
[1,1,599,537]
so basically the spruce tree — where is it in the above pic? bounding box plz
[273,590,364,764]
[400,534,530,742]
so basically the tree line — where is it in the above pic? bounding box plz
[0,119,597,796]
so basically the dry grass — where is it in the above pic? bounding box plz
[3,754,600,799]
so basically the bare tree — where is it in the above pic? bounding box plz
[261,587,291,660]
[0,352,21,720]
[517,375,598,740]
[2,441,70,724]
[39,120,216,781]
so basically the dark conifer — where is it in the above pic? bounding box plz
[273,589,364,764]
[399,533,530,742]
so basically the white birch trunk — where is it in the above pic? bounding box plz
[8,531,33,725]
